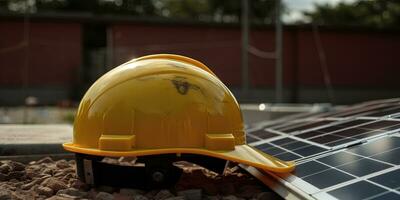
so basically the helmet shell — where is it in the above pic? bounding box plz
[72,54,245,152]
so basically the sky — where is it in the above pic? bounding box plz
[283,0,357,22]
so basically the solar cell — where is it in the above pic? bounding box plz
[275,136,400,199]
[248,129,278,140]
[277,120,335,133]
[328,181,387,200]
[243,99,400,200]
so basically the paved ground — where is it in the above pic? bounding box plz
[0,124,72,156]
[0,124,72,145]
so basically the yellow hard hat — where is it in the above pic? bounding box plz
[63,54,294,173]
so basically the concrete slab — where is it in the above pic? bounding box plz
[0,124,72,155]
[0,124,72,144]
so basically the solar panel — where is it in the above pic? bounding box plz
[242,98,400,200]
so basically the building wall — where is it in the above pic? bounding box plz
[1,20,400,105]
[111,24,400,103]
[0,21,82,105]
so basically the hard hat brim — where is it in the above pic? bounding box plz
[63,143,295,173]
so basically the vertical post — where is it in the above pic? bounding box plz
[241,0,249,93]
[275,0,283,103]
[22,0,31,124]
[106,26,114,71]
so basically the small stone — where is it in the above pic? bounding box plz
[42,178,68,192]
[0,190,11,200]
[42,168,54,175]
[57,193,82,199]
[57,188,87,198]
[222,195,237,200]
[46,195,79,200]
[8,171,25,180]
[177,189,202,200]
[133,195,149,200]
[9,161,25,171]
[62,173,74,182]
[154,190,174,200]
[37,157,53,164]
[68,160,75,165]
[54,170,67,176]
[22,179,43,190]
[63,168,76,174]
[37,186,54,197]
[0,164,11,174]
[119,188,144,196]
[95,192,114,200]
[25,168,37,179]
[70,179,89,191]
[56,160,70,169]
[0,173,8,181]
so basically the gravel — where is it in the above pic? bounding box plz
[0,157,282,200]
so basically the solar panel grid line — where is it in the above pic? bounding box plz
[278,140,397,186]
[311,153,395,182]
[270,143,327,160]
[248,128,282,139]
[348,104,400,118]
[294,119,400,147]
[271,136,331,151]
[390,113,400,119]
[251,136,330,162]
[246,132,281,144]
[312,104,361,118]
[277,164,400,200]
[248,134,287,146]
[265,132,330,149]
[283,173,322,195]
[360,98,400,106]
[255,139,306,160]
[318,105,374,118]
[327,103,400,118]
[308,119,378,134]
[266,117,333,131]
[347,127,400,142]
[292,119,374,139]
[295,137,400,199]
[323,166,400,198]
[344,148,400,168]
[248,167,321,200]
[311,192,337,200]
[242,100,400,200]
[363,190,400,200]
[254,111,324,128]
[365,105,400,117]
[279,120,337,134]
[267,119,313,131]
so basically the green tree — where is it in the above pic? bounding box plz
[304,0,400,28]
[0,0,281,24]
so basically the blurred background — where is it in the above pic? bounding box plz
[1,0,400,124]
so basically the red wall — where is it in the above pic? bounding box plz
[1,21,399,91]
[0,22,81,86]
[111,24,400,89]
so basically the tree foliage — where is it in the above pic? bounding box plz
[304,0,400,28]
[0,0,279,24]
